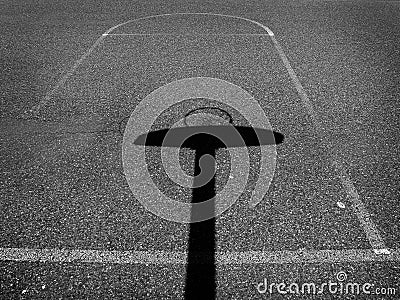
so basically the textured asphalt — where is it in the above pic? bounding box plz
[1,0,399,299]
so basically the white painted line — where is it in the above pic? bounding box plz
[266,31,388,251]
[331,159,387,250]
[374,248,391,255]
[218,249,399,264]
[22,13,275,118]
[104,33,270,36]
[0,248,399,264]
[103,13,275,37]
[22,18,139,118]
[22,34,107,118]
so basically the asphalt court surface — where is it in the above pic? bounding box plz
[1,9,399,299]
[2,14,372,251]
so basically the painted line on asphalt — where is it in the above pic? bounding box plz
[104,33,270,36]
[21,19,136,118]
[103,13,275,36]
[22,12,274,118]
[23,34,106,117]
[331,159,390,255]
[0,248,399,264]
[267,30,388,253]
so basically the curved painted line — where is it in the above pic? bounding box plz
[102,12,274,36]
[25,12,274,117]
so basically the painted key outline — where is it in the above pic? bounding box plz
[21,12,389,255]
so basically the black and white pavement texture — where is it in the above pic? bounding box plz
[1,0,399,299]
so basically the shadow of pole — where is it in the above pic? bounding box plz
[184,141,217,299]
[133,126,284,299]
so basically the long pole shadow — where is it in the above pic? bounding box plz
[134,126,284,300]
[183,136,218,300]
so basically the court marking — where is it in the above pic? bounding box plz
[0,248,399,264]
[23,12,274,117]
[266,29,388,253]
[104,33,271,36]
[20,12,388,253]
